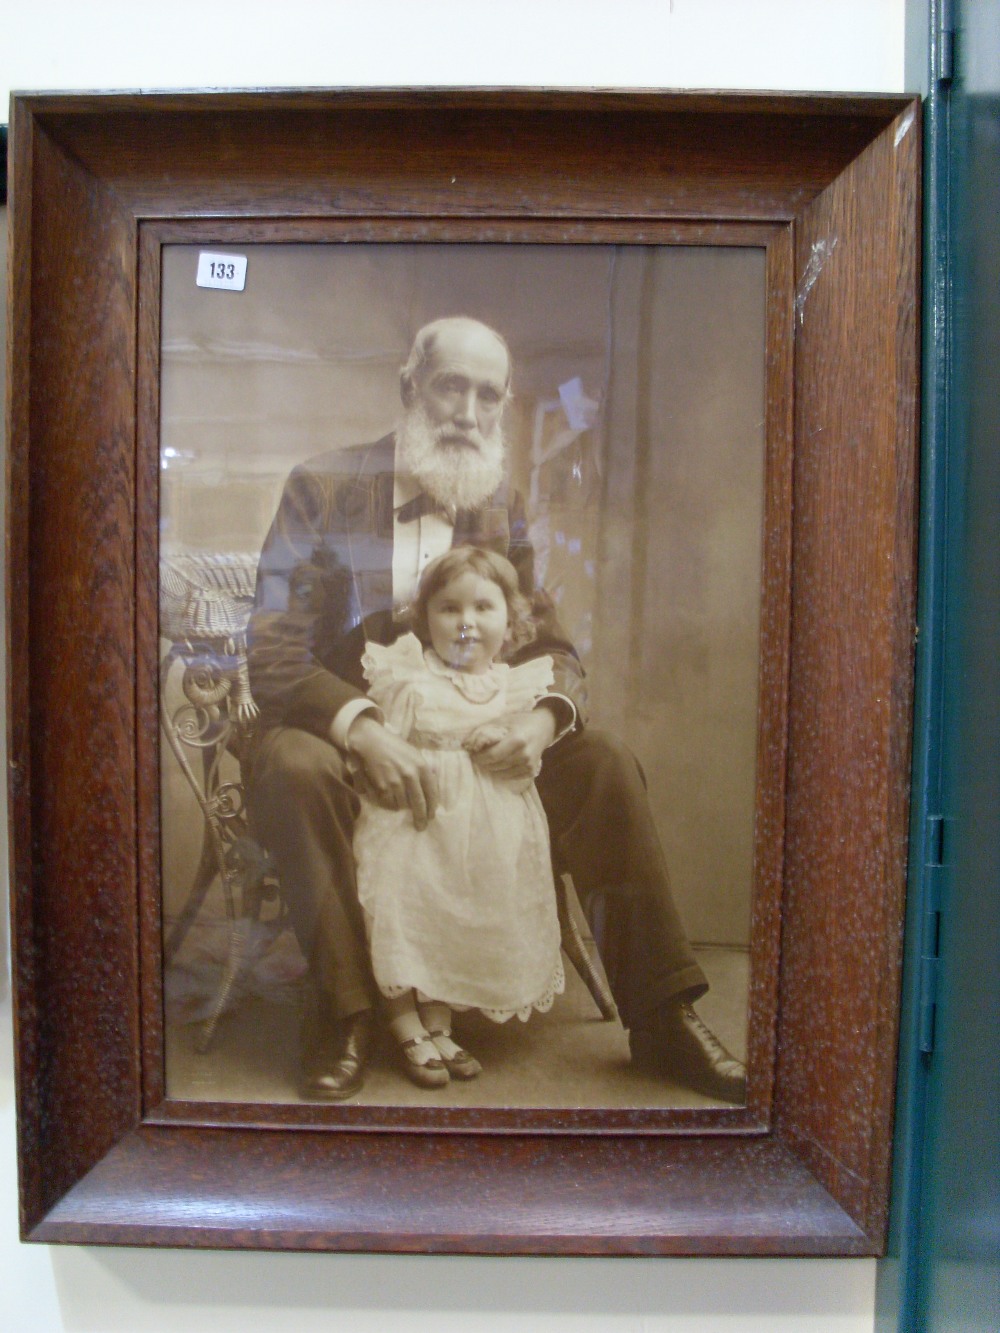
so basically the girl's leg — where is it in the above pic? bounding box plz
[419,1000,483,1080]
[384,991,450,1088]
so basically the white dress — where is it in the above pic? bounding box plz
[353,633,565,1022]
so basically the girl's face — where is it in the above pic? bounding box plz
[425,570,509,674]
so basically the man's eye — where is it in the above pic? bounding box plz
[479,390,501,406]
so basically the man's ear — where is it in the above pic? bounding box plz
[400,372,417,408]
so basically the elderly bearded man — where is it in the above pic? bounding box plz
[245,316,745,1104]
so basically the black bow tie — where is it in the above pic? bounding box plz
[396,492,456,524]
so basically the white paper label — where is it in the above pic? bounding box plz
[196,252,248,291]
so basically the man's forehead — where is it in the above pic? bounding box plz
[424,323,510,383]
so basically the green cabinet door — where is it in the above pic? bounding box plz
[920,0,1000,1321]
[881,2,1000,1329]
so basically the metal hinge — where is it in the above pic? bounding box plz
[919,814,947,1053]
[936,0,956,84]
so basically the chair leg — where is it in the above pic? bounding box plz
[193,854,274,1054]
[556,874,619,1023]
[194,913,255,1053]
[163,830,218,965]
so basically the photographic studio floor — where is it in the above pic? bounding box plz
[162,913,750,1112]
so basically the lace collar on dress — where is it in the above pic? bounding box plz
[423,649,509,703]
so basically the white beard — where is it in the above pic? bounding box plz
[396,402,505,513]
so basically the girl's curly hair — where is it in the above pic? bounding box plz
[410,546,536,653]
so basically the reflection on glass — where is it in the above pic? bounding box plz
[158,243,765,1110]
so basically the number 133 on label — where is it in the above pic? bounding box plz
[196,252,248,291]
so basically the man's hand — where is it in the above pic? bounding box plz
[469,708,556,782]
[344,715,439,829]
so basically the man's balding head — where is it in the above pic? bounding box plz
[400,317,512,403]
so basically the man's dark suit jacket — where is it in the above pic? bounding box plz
[247,435,588,744]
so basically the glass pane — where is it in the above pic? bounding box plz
[157,242,765,1111]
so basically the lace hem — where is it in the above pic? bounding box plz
[376,955,566,1025]
[481,955,566,1024]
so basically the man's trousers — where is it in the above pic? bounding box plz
[245,726,707,1030]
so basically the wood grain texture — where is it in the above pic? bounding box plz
[136,228,166,1114]
[31,1127,869,1256]
[9,108,143,1232]
[744,224,796,1125]
[776,102,921,1245]
[6,89,921,1255]
[25,91,903,223]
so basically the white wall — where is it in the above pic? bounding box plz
[1,3,906,1330]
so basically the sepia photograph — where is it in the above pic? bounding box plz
[157,240,771,1115]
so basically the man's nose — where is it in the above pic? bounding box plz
[453,389,477,426]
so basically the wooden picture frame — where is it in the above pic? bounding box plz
[7,89,920,1254]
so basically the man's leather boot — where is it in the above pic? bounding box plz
[629,1001,746,1103]
[300,986,375,1101]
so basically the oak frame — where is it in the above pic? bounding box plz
[7,89,920,1255]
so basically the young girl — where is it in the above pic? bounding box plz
[353,546,565,1088]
